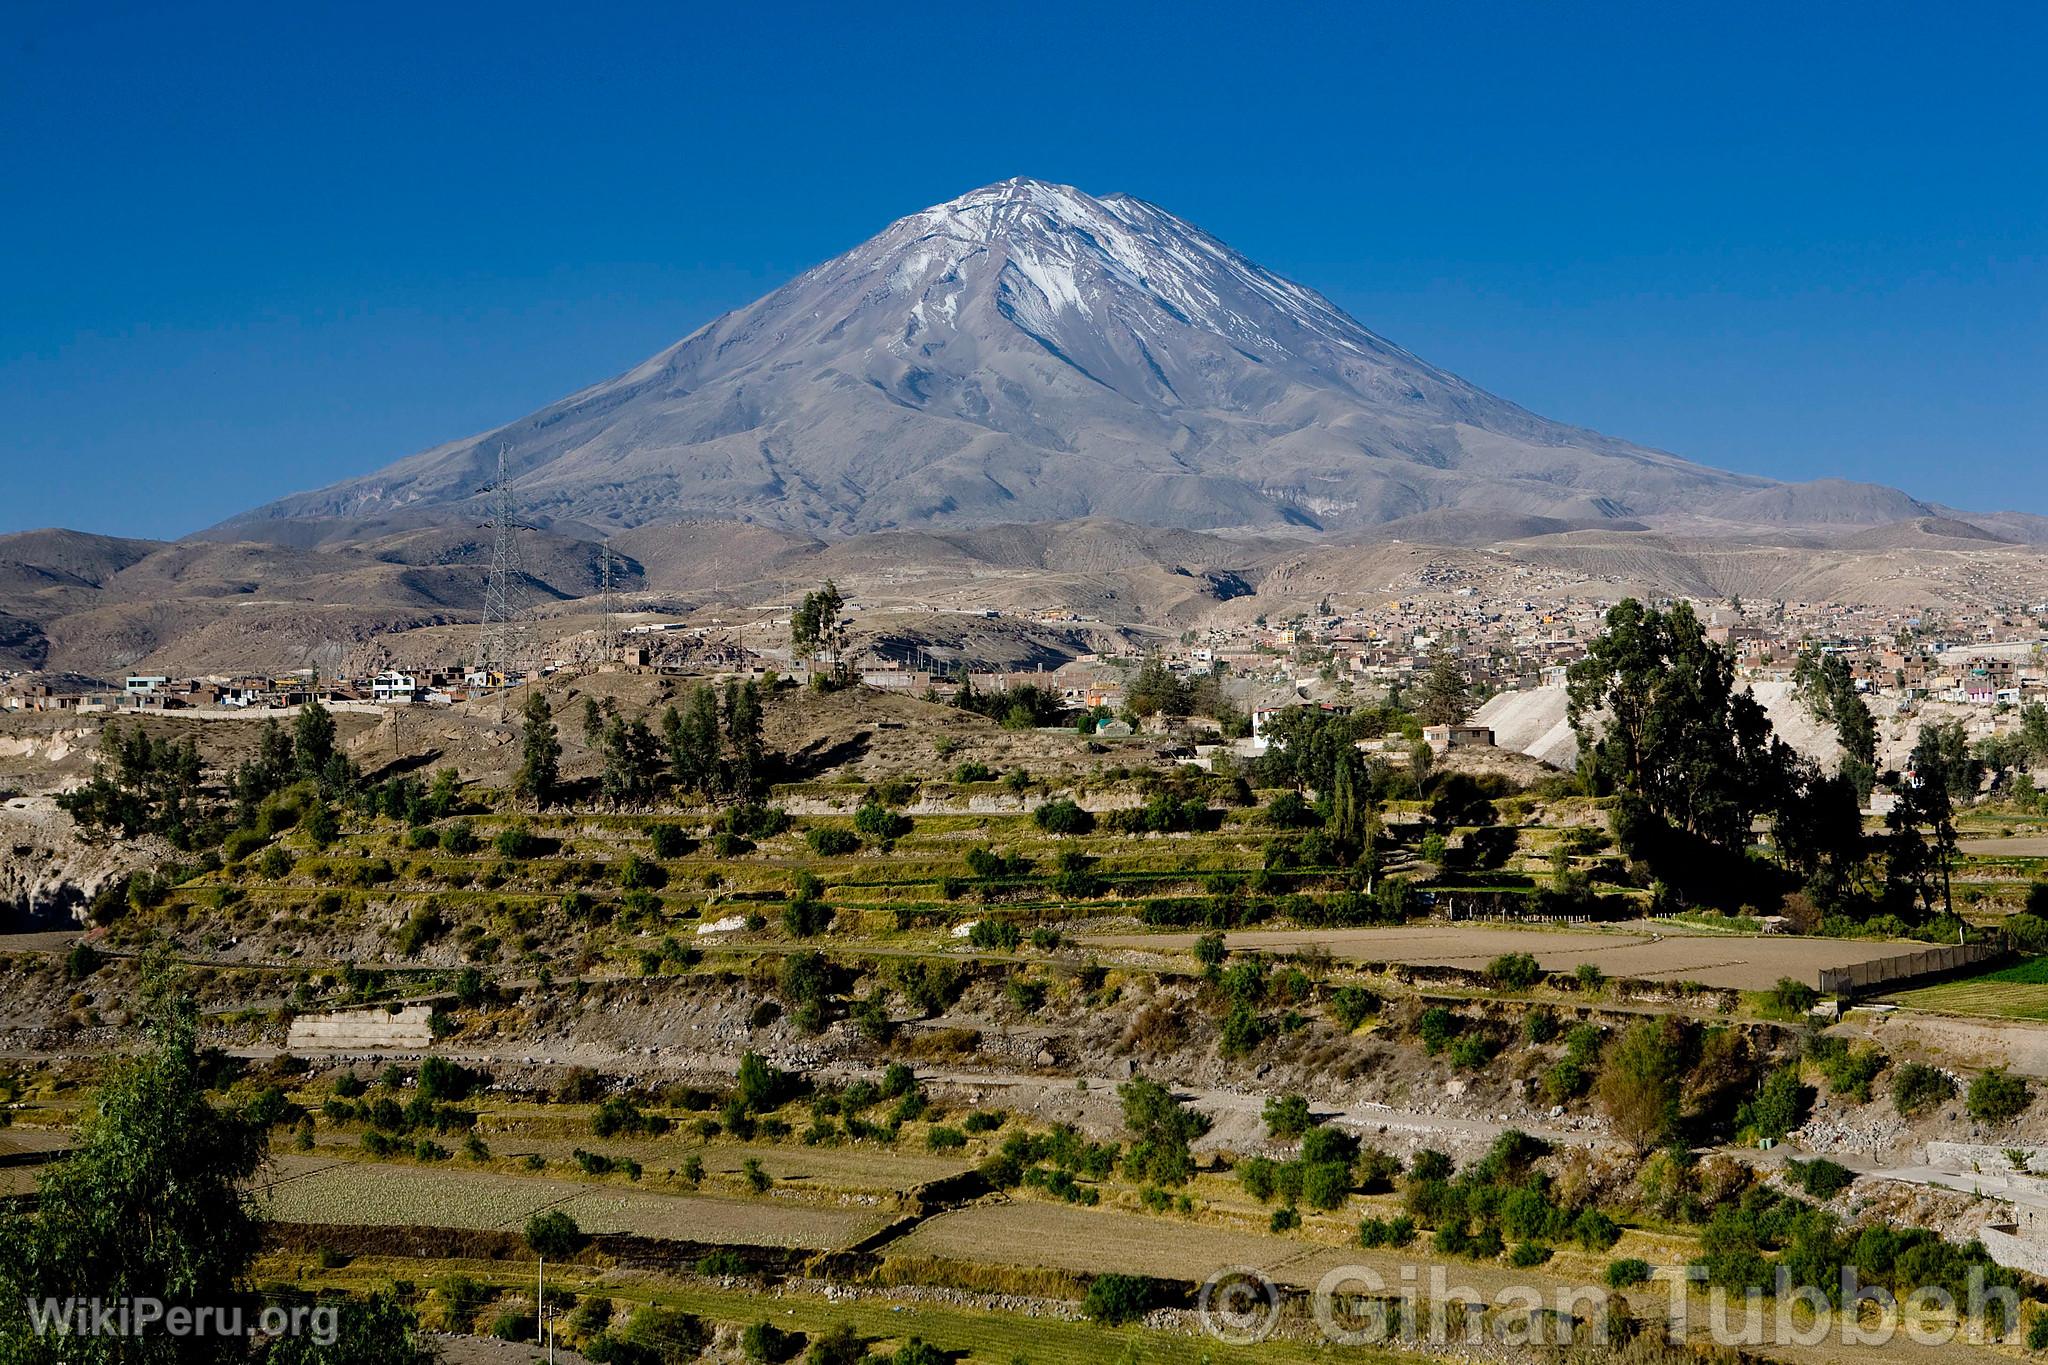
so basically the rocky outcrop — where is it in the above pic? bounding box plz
[0,796,160,928]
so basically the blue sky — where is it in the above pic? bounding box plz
[3,0,2043,537]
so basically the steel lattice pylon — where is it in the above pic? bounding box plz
[476,446,534,712]
[597,540,621,662]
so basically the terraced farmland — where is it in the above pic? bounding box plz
[1086,921,1938,991]
[260,1158,887,1248]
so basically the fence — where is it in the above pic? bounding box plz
[1818,940,2006,997]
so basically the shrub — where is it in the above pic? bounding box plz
[494,826,537,859]
[1081,1273,1154,1325]
[805,826,860,856]
[1572,1208,1622,1251]
[1607,1258,1652,1288]
[1735,1064,1812,1142]
[1968,1069,2033,1124]
[649,823,689,857]
[742,1319,803,1363]
[1449,1034,1493,1070]
[64,942,103,981]
[525,1208,584,1258]
[1509,1240,1553,1267]
[489,1311,530,1342]
[1486,952,1542,991]
[968,919,1022,951]
[1263,1093,1312,1139]
[1217,1001,1269,1056]
[1769,977,1819,1015]
[1786,1157,1855,1199]
[852,800,911,844]
[1329,985,1377,1029]
[1301,1160,1351,1210]
[1033,799,1094,836]
[1358,1213,1416,1248]
[1807,1035,1887,1103]
[1416,1006,1456,1054]
[800,1323,865,1365]
[1892,1061,1956,1116]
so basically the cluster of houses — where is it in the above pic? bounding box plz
[0,668,491,715]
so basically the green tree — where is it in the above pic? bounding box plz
[1595,1019,1685,1151]
[293,698,337,782]
[1118,1077,1211,1186]
[2022,700,2048,761]
[515,692,561,808]
[791,581,845,664]
[663,684,723,797]
[0,960,266,1362]
[1127,656,1191,718]
[597,715,661,808]
[721,680,766,803]
[1567,601,1792,856]
[1887,723,1963,916]
[1415,651,1472,727]
[1792,646,1879,798]
[1324,752,1374,867]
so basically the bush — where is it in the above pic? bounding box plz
[742,1319,803,1363]
[803,1323,866,1365]
[1769,977,1819,1015]
[1968,1069,2033,1124]
[1486,952,1542,991]
[1735,1064,1812,1142]
[64,942,103,981]
[1509,1240,1553,1267]
[1807,1035,1887,1103]
[1301,1160,1351,1210]
[649,823,689,857]
[1033,799,1094,836]
[1786,1157,1856,1199]
[1357,1214,1416,1248]
[1892,1061,1956,1116]
[1081,1273,1154,1325]
[1416,1006,1456,1054]
[852,800,911,843]
[1263,1093,1312,1139]
[1607,1257,1652,1288]
[1450,1034,1493,1070]
[494,826,537,859]
[805,826,860,856]
[489,1311,530,1342]
[1329,985,1377,1029]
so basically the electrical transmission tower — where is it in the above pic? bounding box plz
[597,541,621,664]
[477,446,534,719]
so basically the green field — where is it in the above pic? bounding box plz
[1890,955,2048,1019]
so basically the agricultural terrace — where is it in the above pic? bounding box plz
[1086,922,1941,992]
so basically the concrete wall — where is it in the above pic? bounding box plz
[285,1003,436,1051]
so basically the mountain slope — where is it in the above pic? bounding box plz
[218,178,1917,539]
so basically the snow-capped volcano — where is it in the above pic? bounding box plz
[214,178,1931,538]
